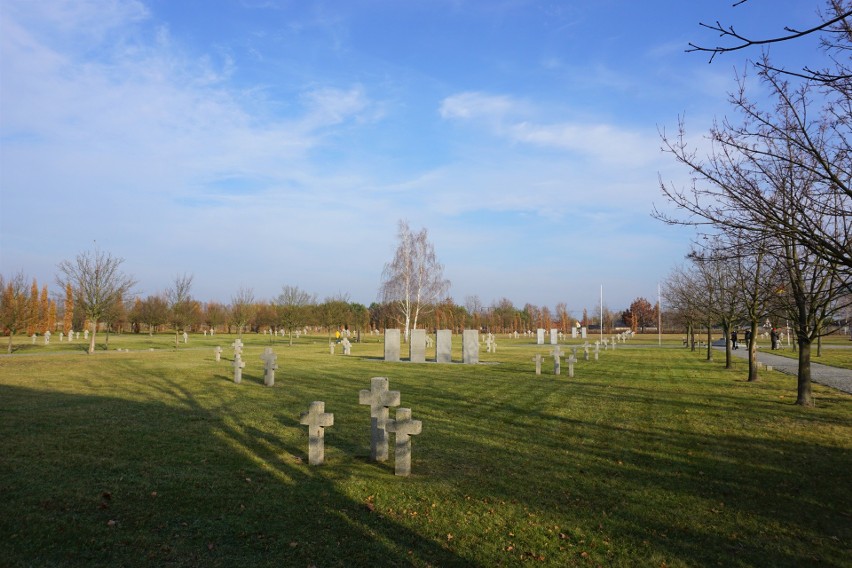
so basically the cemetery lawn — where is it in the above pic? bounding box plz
[1,334,850,567]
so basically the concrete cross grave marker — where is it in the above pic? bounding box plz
[59,332,64,342]
[261,347,278,386]
[68,329,73,341]
[84,329,89,340]
[31,334,36,344]
[214,346,223,362]
[594,341,600,360]
[532,353,542,375]
[299,401,334,465]
[550,346,563,375]
[358,377,401,462]
[182,331,188,344]
[44,331,50,345]
[386,407,422,477]
[583,343,590,361]
[231,339,243,357]
[485,336,494,353]
[233,354,245,384]
[567,353,577,378]
[342,337,351,355]
[329,342,335,355]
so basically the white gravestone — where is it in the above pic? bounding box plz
[214,346,223,362]
[532,354,542,375]
[409,329,426,363]
[462,330,479,364]
[342,337,352,355]
[536,328,545,345]
[384,329,401,362]
[550,328,558,345]
[436,330,452,363]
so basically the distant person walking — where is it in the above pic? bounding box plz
[745,330,752,349]
[731,330,739,350]
[770,328,779,350]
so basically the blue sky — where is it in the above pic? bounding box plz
[0,0,820,314]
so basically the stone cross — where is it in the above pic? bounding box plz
[59,332,64,342]
[299,401,334,465]
[550,345,563,375]
[44,330,51,344]
[594,341,600,360]
[567,354,577,378]
[68,329,73,341]
[231,339,243,357]
[532,354,542,375]
[76,332,80,339]
[386,408,422,477]
[602,339,609,350]
[329,342,335,355]
[182,331,188,344]
[485,336,494,353]
[342,337,351,355]
[611,337,617,350]
[358,377,401,462]
[84,329,89,340]
[583,342,590,361]
[233,354,245,384]
[260,347,277,386]
[31,334,36,344]
[214,346,223,362]
[203,330,208,337]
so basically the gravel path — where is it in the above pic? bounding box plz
[720,345,852,395]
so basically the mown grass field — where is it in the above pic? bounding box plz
[1,332,849,567]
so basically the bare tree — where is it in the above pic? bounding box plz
[379,220,450,340]
[663,265,703,350]
[166,273,195,348]
[56,248,136,354]
[276,285,316,346]
[688,0,852,85]
[230,287,256,337]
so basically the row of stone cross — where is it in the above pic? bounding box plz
[299,377,422,477]
[213,339,279,386]
[532,335,630,377]
[31,329,86,344]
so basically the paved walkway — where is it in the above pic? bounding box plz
[717,344,852,395]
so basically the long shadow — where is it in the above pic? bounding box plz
[0,382,475,567]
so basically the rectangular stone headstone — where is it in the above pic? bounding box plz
[536,328,545,345]
[571,327,577,338]
[384,329,401,362]
[409,329,426,363]
[550,328,558,345]
[436,330,452,363]
[581,327,587,338]
[462,329,479,364]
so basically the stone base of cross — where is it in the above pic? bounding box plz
[214,346,223,362]
[532,354,542,375]
[299,401,334,465]
[567,355,577,378]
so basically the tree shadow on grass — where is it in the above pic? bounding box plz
[0,382,476,567]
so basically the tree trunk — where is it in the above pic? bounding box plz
[88,321,97,354]
[747,320,759,382]
[706,322,712,361]
[289,329,293,347]
[7,334,12,354]
[796,338,814,407]
[722,323,732,369]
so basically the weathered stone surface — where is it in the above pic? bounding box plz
[384,329,401,362]
[214,346,223,362]
[358,377,401,462]
[386,408,422,477]
[532,354,542,375]
[536,328,545,345]
[409,329,426,363]
[233,354,245,384]
[436,330,452,363]
[261,347,278,386]
[299,401,334,465]
[462,330,479,364]
[550,328,558,345]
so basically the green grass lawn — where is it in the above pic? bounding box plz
[1,333,849,567]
